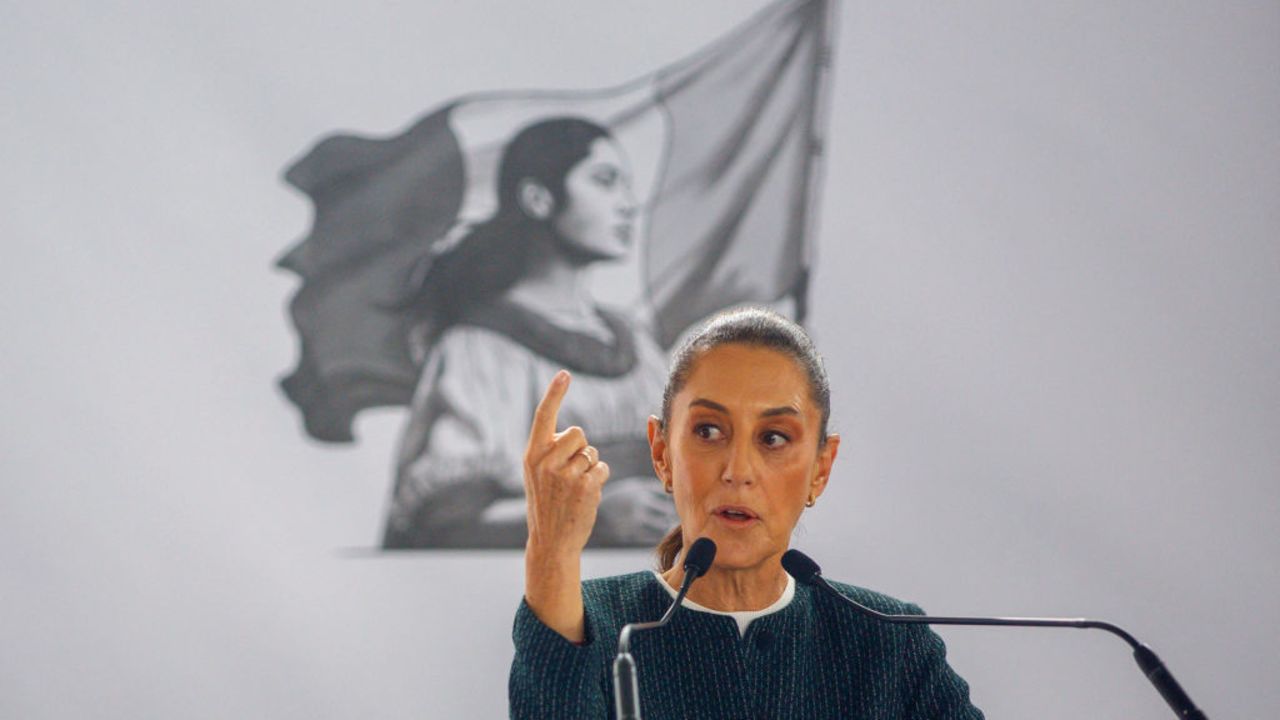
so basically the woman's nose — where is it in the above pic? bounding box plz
[617,186,639,217]
[721,437,756,486]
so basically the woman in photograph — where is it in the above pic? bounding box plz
[382,117,678,548]
[510,307,983,718]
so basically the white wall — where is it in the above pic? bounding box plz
[3,1,1276,717]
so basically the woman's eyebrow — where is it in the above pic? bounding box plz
[689,398,799,418]
[688,398,729,414]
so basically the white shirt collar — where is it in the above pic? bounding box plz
[650,570,796,637]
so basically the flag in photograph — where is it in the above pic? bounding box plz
[279,0,836,443]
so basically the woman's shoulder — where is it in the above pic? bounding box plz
[582,571,667,613]
[422,322,543,381]
[409,323,543,411]
[814,578,923,616]
[451,298,654,379]
[582,571,659,601]
[432,321,536,358]
[795,578,934,656]
[575,572,665,644]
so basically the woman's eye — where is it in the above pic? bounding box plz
[593,168,618,187]
[760,431,789,448]
[694,424,723,441]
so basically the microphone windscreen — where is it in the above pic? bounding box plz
[781,549,822,585]
[683,538,717,578]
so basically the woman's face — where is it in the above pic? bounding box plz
[648,344,839,572]
[553,137,638,260]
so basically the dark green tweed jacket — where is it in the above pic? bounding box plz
[510,572,983,719]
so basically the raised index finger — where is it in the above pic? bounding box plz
[527,370,570,453]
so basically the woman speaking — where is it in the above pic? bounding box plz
[510,308,984,718]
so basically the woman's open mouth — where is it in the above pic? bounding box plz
[713,506,759,527]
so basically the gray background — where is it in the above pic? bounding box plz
[3,1,1276,717]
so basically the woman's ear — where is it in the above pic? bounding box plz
[810,433,840,501]
[517,178,555,220]
[647,415,672,485]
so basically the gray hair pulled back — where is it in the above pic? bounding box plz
[660,307,831,441]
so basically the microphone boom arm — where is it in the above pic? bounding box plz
[807,571,1207,720]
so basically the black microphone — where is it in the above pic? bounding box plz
[613,537,716,720]
[781,549,1208,720]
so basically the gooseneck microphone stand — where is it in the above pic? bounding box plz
[781,549,1208,720]
[612,538,717,720]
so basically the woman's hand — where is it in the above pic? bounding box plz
[524,370,611,553]
[522,370,609,642]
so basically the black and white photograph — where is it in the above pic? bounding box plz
[277,0,830,548]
